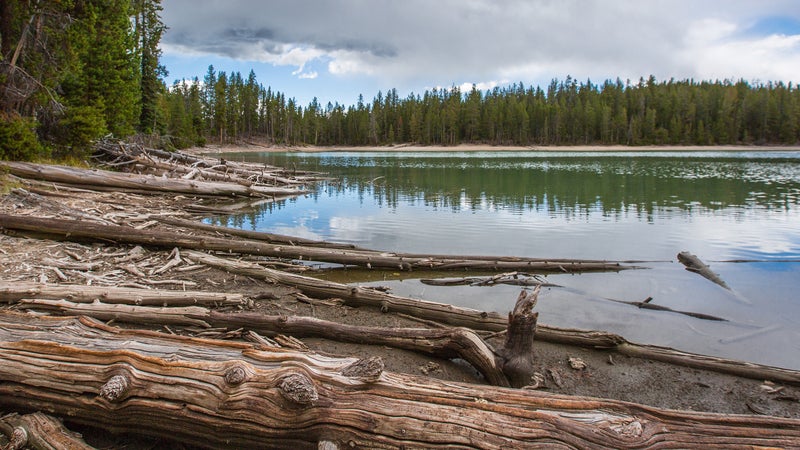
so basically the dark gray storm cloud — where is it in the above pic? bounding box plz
[161,0,800,85]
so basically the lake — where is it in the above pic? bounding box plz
[213,150,800,370]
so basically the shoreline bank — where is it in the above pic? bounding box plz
[185,143,800,155]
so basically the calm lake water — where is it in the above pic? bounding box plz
[215,150,800,370]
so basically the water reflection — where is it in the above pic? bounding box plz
[210,151,800,369]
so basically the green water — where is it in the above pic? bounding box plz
[215,150,800,369]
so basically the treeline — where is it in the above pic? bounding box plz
[164,72,800,149]
[0,0,165,160]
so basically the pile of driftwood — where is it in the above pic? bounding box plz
[1,144,800,448]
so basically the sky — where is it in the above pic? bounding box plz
[160,0,800,108]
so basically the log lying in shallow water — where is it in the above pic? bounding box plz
[677,251,731,290]
[1,311,799,449]
[184,250,800,386]
[0,214,640,273]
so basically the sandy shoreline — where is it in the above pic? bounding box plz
[186,142,800,155]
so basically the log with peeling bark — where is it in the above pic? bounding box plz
[0,282,245,307]
[0,214,639,273]
[186,250,800,386]
[1,312,798,449]
[0,161,308,197]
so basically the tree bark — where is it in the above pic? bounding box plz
[0,412,95,450]
[1,311,798,449]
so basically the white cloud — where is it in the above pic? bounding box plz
[161,0,800,90]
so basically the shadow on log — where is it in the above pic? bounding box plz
[1,311,798,449]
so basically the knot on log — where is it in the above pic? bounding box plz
[279,373,318,406]
[7,427,28,450]
[340,357,384,383]
[100,374,130,402]
[224,366,248,386]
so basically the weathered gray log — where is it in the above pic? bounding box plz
[17,299,212,328]
[185,251,800,386]
[1,312,798,449]
[0,214,639,273]
[495,288,540,387]
[677,251,731,290]
[0,282,245,307]
[0,161,307,198]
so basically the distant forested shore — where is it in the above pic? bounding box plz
[1,1,798,162]
[164,71,800,150]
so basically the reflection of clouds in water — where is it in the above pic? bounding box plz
[678,212,800,258]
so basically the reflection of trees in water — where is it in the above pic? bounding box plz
[211,155,800,226]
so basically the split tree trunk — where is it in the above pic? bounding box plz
[1,311,798,449]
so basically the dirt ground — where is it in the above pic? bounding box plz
[1,168,799,447]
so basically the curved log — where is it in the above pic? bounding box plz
[0,312,798,449]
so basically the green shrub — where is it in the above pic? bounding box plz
[0,113,48,161]
[52,105,107,159]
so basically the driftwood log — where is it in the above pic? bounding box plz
[1,312,798,449]
[0,161,308,198]
[677,251,731,290]
[185,251,800,386]
[0,282,245,307]
[0,412,94,450]
[13,297,508,386]
[0,214,638,273]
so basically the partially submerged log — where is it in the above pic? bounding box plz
[186,250,800,386]
[0,161,308,198]
[0,214,639,273]
[677,251,731,290]
[1,312,798,448]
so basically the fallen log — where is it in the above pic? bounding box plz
[155,215,359,249]
[15,298,508,386]
[0,161,308,198]
[0,214,639,273]
[1,312,798,448]
[17,299,213,328]
[0,412,94,450]
[677,251,731,290]
[185,251,800,385]
[0,282,245,307]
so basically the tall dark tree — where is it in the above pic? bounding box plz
[133,0,167,134]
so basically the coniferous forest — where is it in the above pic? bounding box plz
[1,1,799,161]
[164,72,800,149]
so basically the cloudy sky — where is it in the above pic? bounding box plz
[160,0,800,107]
